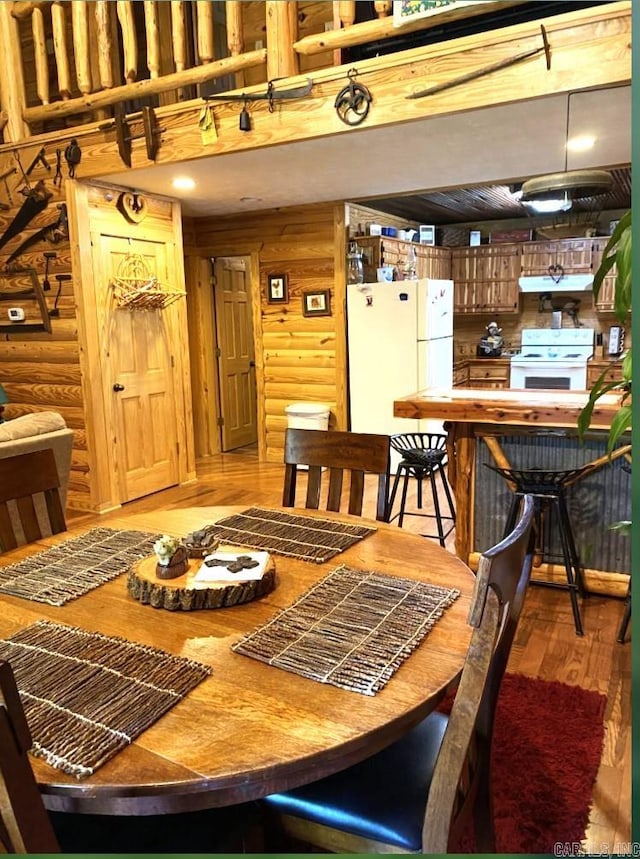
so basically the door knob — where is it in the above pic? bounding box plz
[113,383,125,392]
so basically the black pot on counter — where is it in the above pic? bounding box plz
[476,339,503,358]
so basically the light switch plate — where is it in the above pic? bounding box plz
[8,307,25,322]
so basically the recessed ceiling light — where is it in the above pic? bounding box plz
[566,135,596,153]
[172,176,195,191]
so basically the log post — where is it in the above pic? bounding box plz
[0,2,29,139]
[170,1,185,72]
[374,1,392,17]
[338,1,356,27]
[52,1,72,99]
[116,0,138,83]
[32,5,50,105]
[196,1,214,64]
[143,1,160,78]
[71,1,92,95]
[225,1,245,88]
[266,1,299,80]
[95,1,114,88]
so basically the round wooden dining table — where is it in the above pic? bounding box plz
[0,506,475,816]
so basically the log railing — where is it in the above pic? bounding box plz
[0,0,519,143]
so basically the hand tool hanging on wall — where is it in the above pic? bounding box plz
[334,69,372,126]
[64,139,81,178]
[99,106,165,168]
[42,251,57,291]
[203,78,314,131]
[406,24,550,100]
[53,148,63,186]
[49,273,71,318]
[0,167,16,208]
[25,146,51,177]
[5,202,68,266]
[0,179,52,254]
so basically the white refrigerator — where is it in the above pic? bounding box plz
[347,278,454,468]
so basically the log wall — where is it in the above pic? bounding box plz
[189,202,345,463]
[0,158,89,509]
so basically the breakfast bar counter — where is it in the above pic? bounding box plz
[393,388,630,596]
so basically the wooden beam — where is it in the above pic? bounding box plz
[23,50,267,123]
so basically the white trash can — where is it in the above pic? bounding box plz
[285,402,330,431]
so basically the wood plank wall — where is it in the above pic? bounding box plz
[187,202,345,463]
[0,162,89,509]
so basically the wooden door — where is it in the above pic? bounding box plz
[213,257,257,451]
[98,235,179,502]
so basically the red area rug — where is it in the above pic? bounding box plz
[439,673,607,854]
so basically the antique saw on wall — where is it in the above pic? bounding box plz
[0,180,52,254]
[5,203,68,266]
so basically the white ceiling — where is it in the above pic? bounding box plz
[102,85,631,219]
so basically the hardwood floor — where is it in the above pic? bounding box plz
[68,447,632,854]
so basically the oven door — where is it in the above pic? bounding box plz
[510,360,587,391]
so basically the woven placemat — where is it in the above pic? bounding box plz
[0,621,211,779]
[232,565,459,696]
[0,527,159,606]
[191,507,376,564]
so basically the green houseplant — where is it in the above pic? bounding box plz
[578,210,632,535]
[578,210,632,452]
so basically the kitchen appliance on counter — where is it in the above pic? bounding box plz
[477,321,504,357]
[347,278,453,463]
[510,328,595,391]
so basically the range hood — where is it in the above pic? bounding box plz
[518,274,594,293]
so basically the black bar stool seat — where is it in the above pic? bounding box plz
[387,433,456,547]
[486,463,587,636]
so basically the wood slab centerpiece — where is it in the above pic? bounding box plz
[127,536,276,611]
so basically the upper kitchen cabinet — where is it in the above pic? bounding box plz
[355,237,451,281]
[451,244,520,314]
[520,238,593,276]
[591,236,619,313]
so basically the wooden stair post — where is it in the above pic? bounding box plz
[0,2,30,139]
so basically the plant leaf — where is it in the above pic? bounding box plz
[607,405,632,454]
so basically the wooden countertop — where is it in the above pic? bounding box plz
[393,387,622,429]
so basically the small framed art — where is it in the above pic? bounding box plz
[302,289,331,317]
[267,274,288,304]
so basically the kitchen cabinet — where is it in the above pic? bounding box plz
[520,238,592,276]
[591,237,619,312]
[451,245,520,314]
[453,363,469,387]
[466,358,510,389]
[587,360,624,389]
[354,237,451,281]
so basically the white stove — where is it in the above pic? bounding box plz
[510,328,595,390]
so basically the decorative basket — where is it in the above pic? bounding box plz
[110,253,185,310]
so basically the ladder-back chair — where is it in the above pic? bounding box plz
[282,428,391,521]
[263,495,535,854]
[0,448,67,552]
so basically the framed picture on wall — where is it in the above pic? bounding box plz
[302,289,331,317]
[267,274,288,303]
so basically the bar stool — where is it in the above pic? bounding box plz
[387,433,456,547]
[486,464,587,636]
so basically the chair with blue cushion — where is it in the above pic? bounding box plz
[261,494,535,854]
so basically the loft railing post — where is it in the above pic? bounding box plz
[225,1,245,88]
[116,0,138,82]
[374,1,392,17]
[71,1,92,95]
[171,1,186,72]
[196,1,214,64]
[52,1,72,98]
[32,5,50,105]
[95,1,115,89]
[0,2,29,139]
[338,1,356,28]
[266,1,299,80]
[143,1,160,78]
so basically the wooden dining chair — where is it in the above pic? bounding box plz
[0,448,67,552]
[0,660,60,853]
[282,428,391,521]
[262,494,535,854]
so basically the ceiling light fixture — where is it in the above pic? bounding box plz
[172,176,195,191]
[567,134,596,153]
[519,93,613,212]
